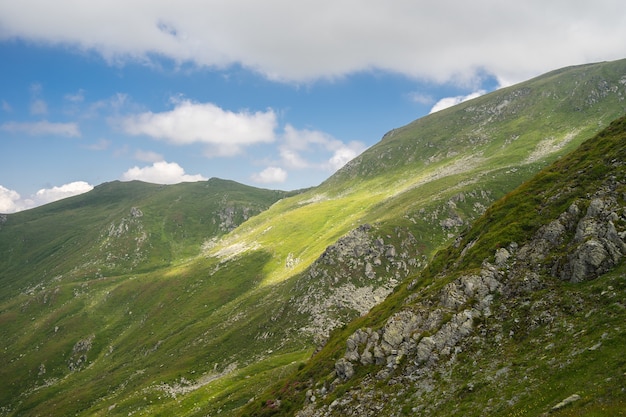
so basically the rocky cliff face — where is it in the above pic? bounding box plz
[288,224,427,346]
[299,182,625,416]
[282,118,626,417]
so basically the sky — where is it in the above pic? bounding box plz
[1,1,625,213]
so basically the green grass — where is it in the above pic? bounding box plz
[240,114,626,416]
[2,59,626,416]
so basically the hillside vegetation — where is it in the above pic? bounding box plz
[245,110,626,417]
[0,59,625,416]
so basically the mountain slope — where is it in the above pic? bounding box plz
[0,179,292,301]
[245,115,626,417]
[197,58,626,351]
[0,179,294,415]
[209,59,626,287]
[1,59,625,417]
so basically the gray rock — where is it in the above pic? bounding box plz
[130,207,143,218]
[335,358,355,380]
[360,348,374,365]
[494,248,511,267]
[566,238,610,282]
[551,394,581,411]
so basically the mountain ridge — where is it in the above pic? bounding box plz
[1,58,626,416]
[245,112,626,417]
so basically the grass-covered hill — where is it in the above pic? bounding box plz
[0,58,625,417]
[0,178,293,301]
[245,105,626,417]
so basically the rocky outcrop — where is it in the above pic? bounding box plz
[216,205,254,232]
[514,184,626,284]
[67,335,94,372]
[296,169,626,417]
[332,264,503,383]
[561,197,626,282]
[98,207,149,269]
[291,224,427,344]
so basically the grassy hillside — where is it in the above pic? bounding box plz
[0,179,291,300]
[0,59,625,417]
[207,59,626,289]
[244,110,626,417]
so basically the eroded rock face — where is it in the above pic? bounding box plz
[292,224,427,344]
[297,175,626,417]
[68,335,94,372]
[563,197,626,282]
[335,265,503,382]
[515,194,626,283]
[130,207,143,218]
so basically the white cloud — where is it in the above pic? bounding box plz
[251,167,287,184]
[121,161,207,184]
[279,148,310,169]
[280,125,367,172]
[33,181,93,206]
[2,100,12,112]
[325,142,366,171]
[1,120,81,137]
[280,125,335,169]
[0,185,25,213]
[429,90,487,114]
[0,181,93,213]
[0,1,624,84]
[120,99,277,156]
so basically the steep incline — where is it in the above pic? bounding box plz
[1,59,626,417]
[208,59,626,289]
[0,179,290,301]
[247,115,626,417]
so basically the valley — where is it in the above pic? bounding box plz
[1,58,626,416]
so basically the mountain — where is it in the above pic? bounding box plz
[1,58,625,416]
[245,113,626,417]
[0,179,293,301]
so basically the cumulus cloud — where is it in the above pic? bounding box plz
[0,185,25,213]
[251,166,287,184]
[121,161,207,184]
[120,99,277,156]
[0,120,81,137]
[0,1,624,83]
[429,90,487,114]
[325,143,365,171]
[33,181,93,206]
[0,181,93,213]
[281,125,367,171]
[251,125,366,187]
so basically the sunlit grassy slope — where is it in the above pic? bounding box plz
[0,179,292,301]
[0,58,625,417]
[245,113,626,417]
[207,58,626,285]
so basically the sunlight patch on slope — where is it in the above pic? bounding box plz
[525,129,581,164]
[211,240,261,260]
[386,153,486,201]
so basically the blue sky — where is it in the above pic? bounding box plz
[1,1,625,213]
